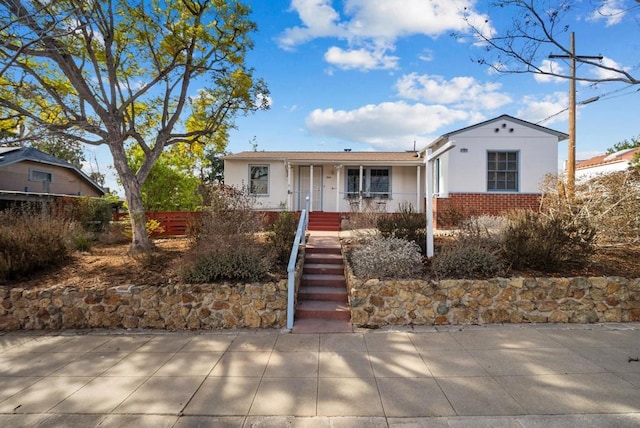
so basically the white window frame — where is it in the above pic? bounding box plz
[345,166,391,198]
[248,164,269,196]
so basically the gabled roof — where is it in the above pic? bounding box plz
[576,147,640,170]
[426,114,569,148]
[224,151,424,165]
[0,146,105,195]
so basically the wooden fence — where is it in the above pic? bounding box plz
[113,211,200,237]
[113,210,286,237]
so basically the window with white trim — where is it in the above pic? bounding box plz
[249,165,269,195]
[487,151,518,191]
[345,167,391,198]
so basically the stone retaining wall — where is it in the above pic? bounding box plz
[346,265,640,327]
[0,281,287,331]
[0,255,304,331]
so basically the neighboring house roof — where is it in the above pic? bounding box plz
[224,151,424,165]
[426,114,569,148]
[0,146,105,195]
[576,147,640,170]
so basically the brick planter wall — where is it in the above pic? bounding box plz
[345,264,640,327]
[433,193,541,228]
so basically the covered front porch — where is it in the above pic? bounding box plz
[284,161,426,213]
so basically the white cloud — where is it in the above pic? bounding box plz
[535,59,567,83]
[279,0,495,70]
[342,0,489,40]
[395,73,512,110]
[517,92,568,126]
[277,0,345,50]
[418,49,434,62]
[324,46,399,71]
[305,101,470,149]
[587,0,627,26]
[590,56,630,80]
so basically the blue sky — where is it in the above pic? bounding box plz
[94,0,640,193]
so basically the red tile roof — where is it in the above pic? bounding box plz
[576,147,640,170]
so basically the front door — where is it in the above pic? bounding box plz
[299,166,323,211]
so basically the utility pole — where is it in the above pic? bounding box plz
[549,32,602,199]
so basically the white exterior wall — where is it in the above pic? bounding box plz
[439,120,558,194]
[224,159,423,212]
[576,161,629,182]
[223,159,290,210]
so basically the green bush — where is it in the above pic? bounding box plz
[376,202,426,253]
[0,208,76,281]
[180,241,271,283]
[53,197,113,233]
[501,209,595,271]
[432,240,504,279]
[350,236,423,279]
[267,211,299,264]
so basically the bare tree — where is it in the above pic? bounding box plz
[465,0,640,85]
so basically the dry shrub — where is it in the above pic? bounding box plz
[432,240,504,279]
[501,209,595,272]
[349,236,423,279]
[431,215,505,279]
[267,211,299,264]
[342,199,386,242]
[0,207,78,281]
[181,185,272,283]
[376,202,426,253]
[567,169,640,244]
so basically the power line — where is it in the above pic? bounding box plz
[536,83,639,125]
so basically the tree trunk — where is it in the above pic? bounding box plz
[124,179,154,253]
[109,141,154,253]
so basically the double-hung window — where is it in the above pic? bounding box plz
[249,165,269,195]
[487,151,518,191]
[345,167,391,198]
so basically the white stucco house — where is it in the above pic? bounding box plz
[223,114,568,227]
[575,147,640,181]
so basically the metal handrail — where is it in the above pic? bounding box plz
[286,200,309,330]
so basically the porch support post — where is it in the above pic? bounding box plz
[287,163,293,210]
[416,165,421,213]
[425,151,434,258]
[309,164,314,213]
[335,166,341,213]
[359,165,364,211]
[425,141,456,258]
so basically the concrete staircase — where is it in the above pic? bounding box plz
[307,212,341,232]
[292,234,352,333]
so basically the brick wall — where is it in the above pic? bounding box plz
[432,193,541,228]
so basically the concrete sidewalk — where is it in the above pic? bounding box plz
[0,324,639,427]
